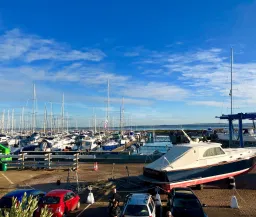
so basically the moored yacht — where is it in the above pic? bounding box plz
[102,140,119,151]
[217,128,256,142]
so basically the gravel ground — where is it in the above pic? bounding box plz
[1,163,256,216]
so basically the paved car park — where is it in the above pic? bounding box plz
[0,163,256,216]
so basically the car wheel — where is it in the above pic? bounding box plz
[62,212,67,217]
[76,200,81,210]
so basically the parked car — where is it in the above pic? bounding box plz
[122,193,156,217]
[36,189,80,217]
[167,187,207,217]
[0,189,46,213]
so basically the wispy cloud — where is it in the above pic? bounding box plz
[0,29,106,62]
[121,82,189,101]
[136,47,256,109]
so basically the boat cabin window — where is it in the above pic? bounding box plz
[203,147,225,157]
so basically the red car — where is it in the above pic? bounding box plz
[36,189,80,217]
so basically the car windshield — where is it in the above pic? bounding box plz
[42,196,60,204]
[173,198,201,209]
[124,205,149,216]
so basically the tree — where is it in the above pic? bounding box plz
[0,193,53,217]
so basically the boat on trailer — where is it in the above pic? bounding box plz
[142,131,256,191]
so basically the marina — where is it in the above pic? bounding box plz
[1,5,256,216]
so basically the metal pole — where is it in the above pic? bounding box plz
[11,109,14,135]
[238,113,244,148]
[230,47,233,115]
[50,102,53,135]
[62,93,65,132]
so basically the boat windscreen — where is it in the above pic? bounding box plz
[145,146,191,170]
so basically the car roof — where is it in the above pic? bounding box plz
[46,189,72,197]
[126,193,151,205]
[4,189,45,198]
[171,187,198,199]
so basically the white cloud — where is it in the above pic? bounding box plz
[121,82,189,101]
[0,28,106,62]
[187,101,227,107]
[136,47,256,110]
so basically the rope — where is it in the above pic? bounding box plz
[234,189,256,217]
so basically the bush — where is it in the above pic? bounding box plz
[0,193,53,217]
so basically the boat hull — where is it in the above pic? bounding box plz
[102,144,119,151]
[143,156,256,190]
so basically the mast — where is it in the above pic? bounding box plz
[21,107,24,132]
[93,108,96,133]
[11,109,14,135]
[1,109,5,133]
[120,97,124,135]
[32,84,37,132]
[230,47,233,115]
[76,119,78,131]
[61,93,65,132]
[66,112,69,133]
[44,104,47,134]
[106,79,110,132]
[7,110,10,133]
[229,47,234,148]
[50,102,53,135]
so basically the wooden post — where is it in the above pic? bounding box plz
[112,163,115,180]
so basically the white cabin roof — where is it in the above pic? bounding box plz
[145,142,224,171]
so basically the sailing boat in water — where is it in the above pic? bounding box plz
[217,48,256,143]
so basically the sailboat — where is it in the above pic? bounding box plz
[142,130,256,190]
[217,48,256,143]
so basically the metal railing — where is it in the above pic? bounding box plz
[0,150,163,170]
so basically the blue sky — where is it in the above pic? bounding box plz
[0,0,256,127]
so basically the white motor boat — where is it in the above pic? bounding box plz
[142,131,256,191]
[82,138,98,151]
[217,128,256,142]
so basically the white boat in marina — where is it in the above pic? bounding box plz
[142,130,256,190]
[82,138,99,151]
[217,128,256,142]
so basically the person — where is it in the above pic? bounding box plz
[108,188,121,211]
[109,200,121,217]
[110,188,121,203]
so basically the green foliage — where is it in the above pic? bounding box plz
[0,193,53,217]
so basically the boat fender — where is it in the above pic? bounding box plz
[230,195,239,208]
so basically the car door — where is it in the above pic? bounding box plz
[68,192,77,211]
[64,193,72,212]
[149,199,156,217]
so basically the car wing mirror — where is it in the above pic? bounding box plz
[202,203,207,207]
